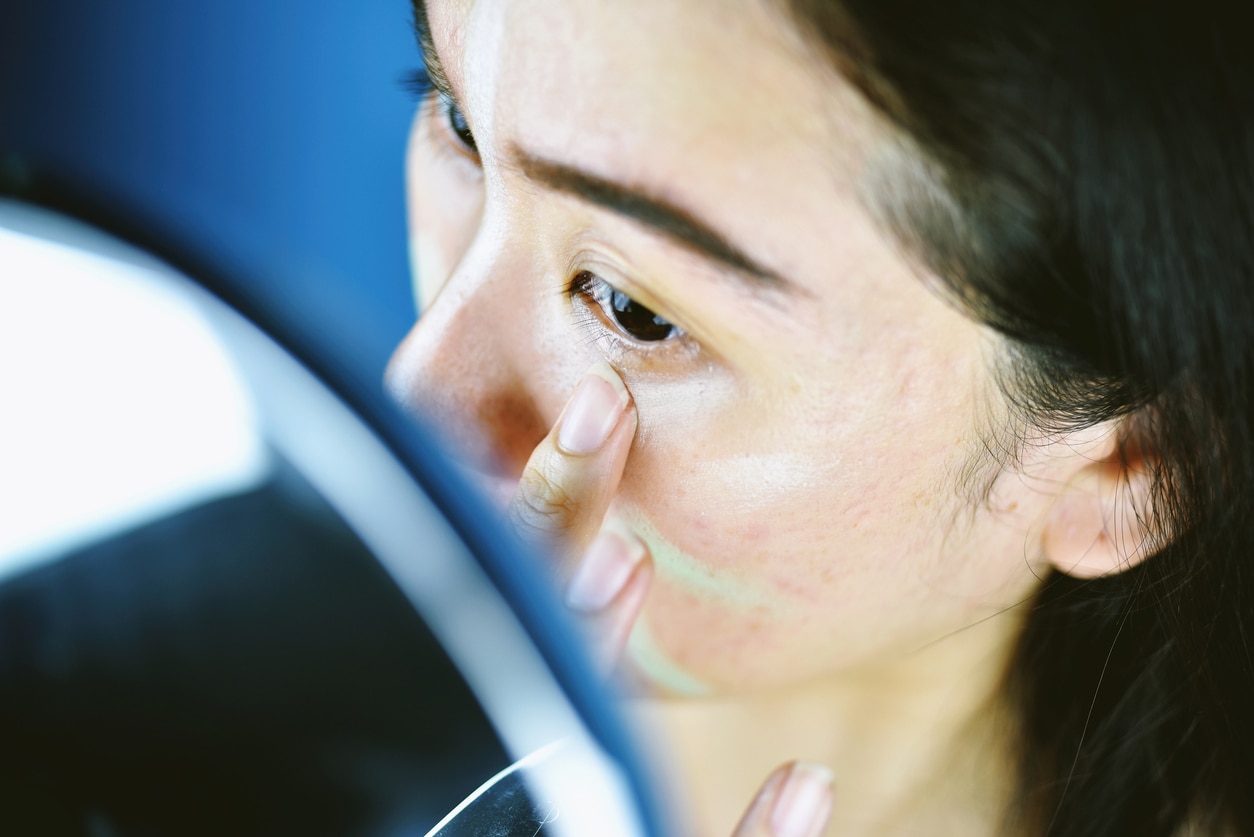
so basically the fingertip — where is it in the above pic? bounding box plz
[566,531,633,612]
[733,761,834,837]
[586,361,638,440]
[585,361,631,406]
[566,528,650,613]
[769,761,834,837]
[731,764,789,837]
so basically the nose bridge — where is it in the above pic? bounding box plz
[387,225,547,474]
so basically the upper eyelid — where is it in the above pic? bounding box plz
[594,275,671,323]
[566,253,686,326]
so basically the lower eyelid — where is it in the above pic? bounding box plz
[571,305,621,355]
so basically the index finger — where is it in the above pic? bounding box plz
[506,362,636,558]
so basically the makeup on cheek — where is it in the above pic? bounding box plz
[625,618,713,697]
[613,511,782,611]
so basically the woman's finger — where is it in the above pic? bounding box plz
[564,528,654,675]
[731,761,835,837]
[507,362,636,556]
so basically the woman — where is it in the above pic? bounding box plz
[386,0,1254,834]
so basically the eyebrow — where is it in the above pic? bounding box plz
[410,0,797,297]
[513,151,796,294]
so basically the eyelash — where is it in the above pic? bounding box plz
[404,66,480,162]
[404,69,694,364]
[401,66,434,100]
[569,270,695,362]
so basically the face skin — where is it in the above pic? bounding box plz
[387,0,1091,709]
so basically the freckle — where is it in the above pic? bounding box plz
[1007,501,1019,512]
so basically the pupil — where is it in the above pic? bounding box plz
[609,288,675,342]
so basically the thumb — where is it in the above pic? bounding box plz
[732,761,834,837]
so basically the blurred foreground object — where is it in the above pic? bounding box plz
[0,201,656,837]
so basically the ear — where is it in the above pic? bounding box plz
[1038,426,1159,579]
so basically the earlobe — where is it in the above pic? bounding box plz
[1038,434,1159,580]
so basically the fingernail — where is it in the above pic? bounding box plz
[557,363,630,455]
[769,762,834,837]
[566,530,645,612]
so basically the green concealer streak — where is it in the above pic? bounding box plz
[619,513,780,611]
[627,619,713,697]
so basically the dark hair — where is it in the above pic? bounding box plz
[783,1,1254,834]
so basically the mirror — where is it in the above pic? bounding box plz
[0,199,656,837]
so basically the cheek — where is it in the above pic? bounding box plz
[607,372,999,689]
[617,435,857,617]
[616,379,915,602]
[610,406,857,686]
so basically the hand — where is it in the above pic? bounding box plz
[507,363,834,836]
[506,362,652,673]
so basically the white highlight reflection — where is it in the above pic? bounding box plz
[0,211,269,581]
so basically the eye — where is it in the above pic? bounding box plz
[573,270,684,343]
[438,92,478,156]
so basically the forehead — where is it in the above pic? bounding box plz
[435,0,894,291]
[473,0,865,165]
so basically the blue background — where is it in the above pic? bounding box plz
[0,0,421,382]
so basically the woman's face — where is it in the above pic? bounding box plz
[388,0,1059,695]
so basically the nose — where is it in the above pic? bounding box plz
[385,236,553,478]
